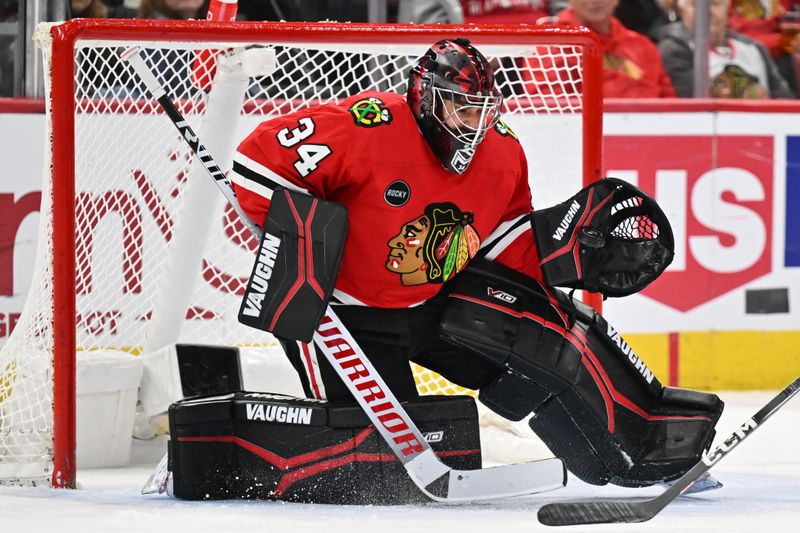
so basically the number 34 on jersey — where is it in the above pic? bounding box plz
[276,117,332,178]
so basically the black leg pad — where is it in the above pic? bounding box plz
[440,260,724,487]
[168,392,481,504]
[478,371,550,422]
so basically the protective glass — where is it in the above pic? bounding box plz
[432,87,504,148]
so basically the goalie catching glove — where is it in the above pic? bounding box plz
[531,177,674,297]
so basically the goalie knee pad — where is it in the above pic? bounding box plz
[440,260,723,487]
[168,392,480,504]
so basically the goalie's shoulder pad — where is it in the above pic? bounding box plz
[531,177,674,297]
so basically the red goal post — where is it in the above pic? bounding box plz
[0,19,602,489]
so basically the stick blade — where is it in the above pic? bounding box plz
[443,457,567,501]
[538,500,654,526]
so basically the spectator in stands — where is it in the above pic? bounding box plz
[658,0,794,97]
[530,0,676,97]
[238,0,561,24]
[70,0,137,18]
[139,0,209,19]
[0,0,16,97]
[132,0,211,100]
[453,2,568,97]
[614,0,673,41]
[0,0,14,23]
[660,0,681,19]
[728,0,800,95]
[395,0,463,22]
[237,0,432,23]
[71,0,107,18]
[238,0,329,21]
[69,0,137,98]
[106,0,139,18]
[460,0,565,24]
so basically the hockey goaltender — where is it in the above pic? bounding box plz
[161,38,724,504]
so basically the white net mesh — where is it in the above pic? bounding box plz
[0,22,597,485]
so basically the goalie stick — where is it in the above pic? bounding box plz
[122,46,566,502]
[537,376,800,526]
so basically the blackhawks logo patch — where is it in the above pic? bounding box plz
[385,202,480,286]
[349,97,392,128]
[494,120,519,141]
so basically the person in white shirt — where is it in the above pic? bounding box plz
[657,0,794,97]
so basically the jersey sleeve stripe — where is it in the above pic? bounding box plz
[231,163,275,199]
[331,289,367,306]
[331,289,427,308]
[478,213,532,260]
[232,152,310,195]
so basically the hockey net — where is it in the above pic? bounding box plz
[0,19,601,487]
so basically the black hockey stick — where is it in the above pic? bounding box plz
[537,376,800,526]
[122,46,567,502]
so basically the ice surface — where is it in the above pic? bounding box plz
[1,391,798,533]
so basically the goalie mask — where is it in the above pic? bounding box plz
[407,38,503,174]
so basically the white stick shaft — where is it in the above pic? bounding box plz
[121,46,263,241]
[144,51,250,353]
[121,47,166,99]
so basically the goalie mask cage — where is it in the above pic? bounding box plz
[0,19,602,488]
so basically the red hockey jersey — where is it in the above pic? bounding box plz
[526,10,676,98]
[232,91,541,308]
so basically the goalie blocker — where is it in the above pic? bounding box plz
[440,260,723,487]
[238,187,348,343]
[168,392,481,504]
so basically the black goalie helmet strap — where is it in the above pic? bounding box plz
[530,177,675,298]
